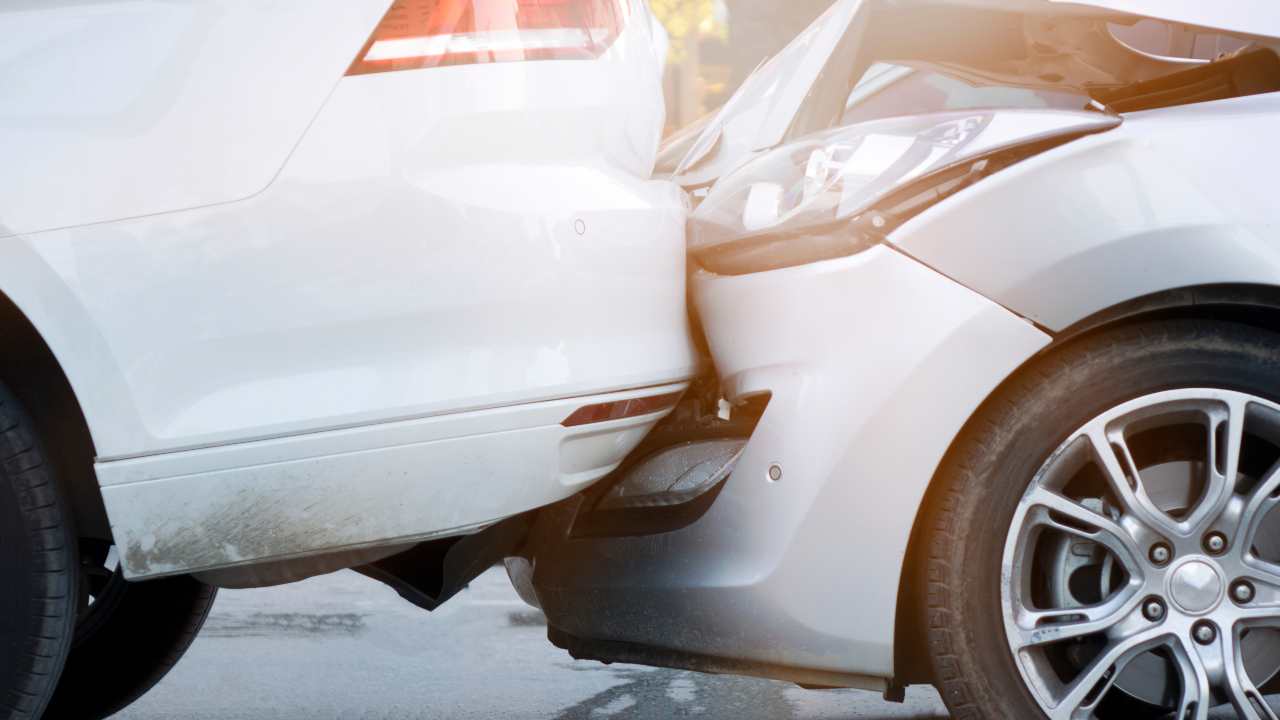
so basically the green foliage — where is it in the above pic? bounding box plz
[649,0,721,60]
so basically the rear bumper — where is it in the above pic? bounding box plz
[101,383,687,580]
[521,246,1048,681]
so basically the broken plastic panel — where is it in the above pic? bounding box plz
[595,438,746,511]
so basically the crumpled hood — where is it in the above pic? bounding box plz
[1050,1,1280,40]
[876,1,1280,89]
[675,0,1279,184]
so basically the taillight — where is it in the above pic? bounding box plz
[348,0,627,76]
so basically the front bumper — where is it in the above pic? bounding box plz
[521,245,1049,681]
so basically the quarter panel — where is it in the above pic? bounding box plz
[0,0,390,235]
[7,12,696,459]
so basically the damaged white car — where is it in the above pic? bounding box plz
[514,2,1280,719]
[0,1,692,718]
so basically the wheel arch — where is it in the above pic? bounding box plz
[0,287,107,539]
[893,282,1280,684]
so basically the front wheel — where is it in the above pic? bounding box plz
[923,320,1280,719]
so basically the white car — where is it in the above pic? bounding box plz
[0,1,696,717]
[515,2,1280,719]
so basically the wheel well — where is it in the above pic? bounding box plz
[0,290,106,539]
[892,283,1280,685]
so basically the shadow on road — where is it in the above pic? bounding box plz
[552,667,793,720]
[552,666,947,720]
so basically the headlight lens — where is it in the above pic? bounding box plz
[689,109,1121,275]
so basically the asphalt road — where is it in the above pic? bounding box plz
[112,569,950,720]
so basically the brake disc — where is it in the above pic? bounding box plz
[1045,460,1280,708]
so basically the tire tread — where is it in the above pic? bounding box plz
[0,384,77,720]
[921,320,1280,719]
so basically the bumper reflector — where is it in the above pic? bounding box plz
[561,391,683,428]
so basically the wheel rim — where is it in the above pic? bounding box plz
[1002,389,1280,720]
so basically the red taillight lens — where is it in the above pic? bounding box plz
[561,391,683,428]
[348,0,627,76]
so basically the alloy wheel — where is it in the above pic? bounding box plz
[1003,389,1280,719]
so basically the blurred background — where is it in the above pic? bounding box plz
[652,0,828,131]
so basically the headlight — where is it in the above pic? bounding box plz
[689,109,1121,276]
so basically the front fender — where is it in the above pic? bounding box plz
[891,93,1280,331]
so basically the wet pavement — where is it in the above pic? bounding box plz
[112,569,949,720]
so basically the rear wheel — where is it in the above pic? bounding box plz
[923,320,1280,719]
[43,543,216,720]
[0,384,78,720]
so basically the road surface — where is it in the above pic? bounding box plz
[113,568,949,720]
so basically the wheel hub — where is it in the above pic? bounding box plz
[1002,389,1280,717]
[1168,559,1225,615]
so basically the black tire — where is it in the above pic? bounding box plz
[43,561,216,720]
[0,383,78,720]
[920,319,1280,719]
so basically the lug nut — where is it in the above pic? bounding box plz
[1193,621,1218,646]
[1142,598,1167,622]
[1204,532,1229,555]
[1150,543,1173,566]
[1232,580,1257,604]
